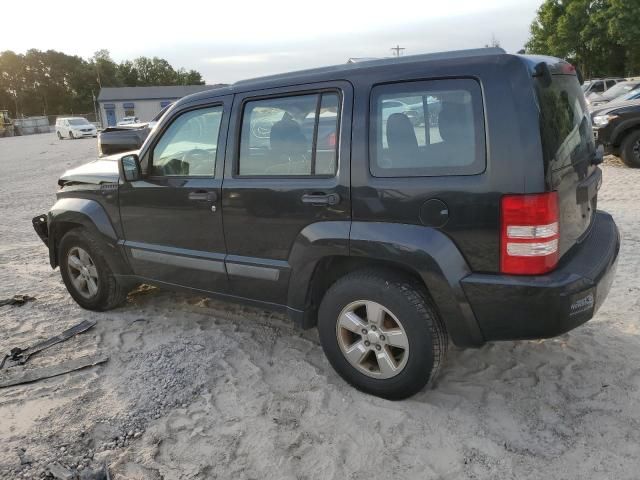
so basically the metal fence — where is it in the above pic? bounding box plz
[11,113,100,136]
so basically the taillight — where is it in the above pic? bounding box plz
[500,192,559,275]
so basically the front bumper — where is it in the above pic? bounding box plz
[74,129,97,137]
[462,211,619,342]
[32,214,49,245]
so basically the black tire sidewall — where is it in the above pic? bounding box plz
[59,230,113,310]
[621,130,640,168]
[318,273,436,400]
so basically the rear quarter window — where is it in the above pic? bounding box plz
[369,78,486,177]
[536,75,594,172]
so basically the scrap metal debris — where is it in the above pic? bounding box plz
[0,294,35,307]
[0,319,96,370]
[0,353,108,388]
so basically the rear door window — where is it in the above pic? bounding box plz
[238,92,340,176]
[370,79,485,177]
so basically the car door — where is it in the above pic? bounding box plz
[221,82,352,305]
[118,96,231,293]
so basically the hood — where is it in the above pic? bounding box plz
[590,99,640,116]
[58,151,138,186]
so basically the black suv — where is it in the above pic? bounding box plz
[33,49,620,399]
[592,100,640,167]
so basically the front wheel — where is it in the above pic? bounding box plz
[620,130,640,168]
[57,131,63,140]
[317,269,448,400]
[68,130,74,139]
[58,229,128,311]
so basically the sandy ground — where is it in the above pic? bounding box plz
[0,133,639,480]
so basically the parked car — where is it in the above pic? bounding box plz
[117,116,140,126]
[98,105,173,156]
[33,49,619,400]
[582,77,624,96]
[606,87,640,105]
[592,99,640,167]
[55,117,97,139]
[588,80,640,107]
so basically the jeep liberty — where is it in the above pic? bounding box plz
[33,48,620,399]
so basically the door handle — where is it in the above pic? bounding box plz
[301,192,340,206]
[188,190,217,202]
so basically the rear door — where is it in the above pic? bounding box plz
[221,82,352,305]
[536,72,599,257]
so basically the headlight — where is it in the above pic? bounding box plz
[593,114,618,127]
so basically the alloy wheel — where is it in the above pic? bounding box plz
[335,300,410,379]
[67,246,99,299]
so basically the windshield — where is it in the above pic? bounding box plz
[603,82,640,100]
[581,81,591,92]
[67,118,89,126]
[152,104,172,122]
[617,88,640,102]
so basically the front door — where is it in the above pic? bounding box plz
[106,109,116,126]
[119,97,230,293]
[221,83,352,304]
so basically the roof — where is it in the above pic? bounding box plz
[234,48,506,87]
[177,48,508,106]
[97,85,226,102]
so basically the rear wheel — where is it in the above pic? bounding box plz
[59,229,128,311]
[317,269,448,399]
[620,130,640,168]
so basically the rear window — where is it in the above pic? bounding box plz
[370,78,485,177]
[536,75,594,171]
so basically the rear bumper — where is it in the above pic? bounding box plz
[462,211,619,341]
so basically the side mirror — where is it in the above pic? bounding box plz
[119,154,142,182]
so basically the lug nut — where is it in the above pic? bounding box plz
[380,335,385,341]
[375,344,381,351]
[364,341,370,347]
[362,329,368,334]
[371,325,377,331]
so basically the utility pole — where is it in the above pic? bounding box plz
[91,90,99,125]
[391,45,405,57]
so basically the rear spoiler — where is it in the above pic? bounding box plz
[533,61,584,87]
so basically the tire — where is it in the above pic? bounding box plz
[620,130,640,168]
[57,131,63,140]
[58,229,128,311]
[69,130,74,139]
[317,269,448,400]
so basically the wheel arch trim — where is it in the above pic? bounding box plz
[47,198,129,274]
[286,220,484,347]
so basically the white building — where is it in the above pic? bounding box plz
[97,85,224,127]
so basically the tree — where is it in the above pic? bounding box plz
[92,49,121,88]
[0,48,206,117]
[526,0,639,78]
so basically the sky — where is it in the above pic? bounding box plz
[3,0,543,84]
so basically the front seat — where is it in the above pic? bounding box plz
[270,115,308,163]
[386,113,420,168]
